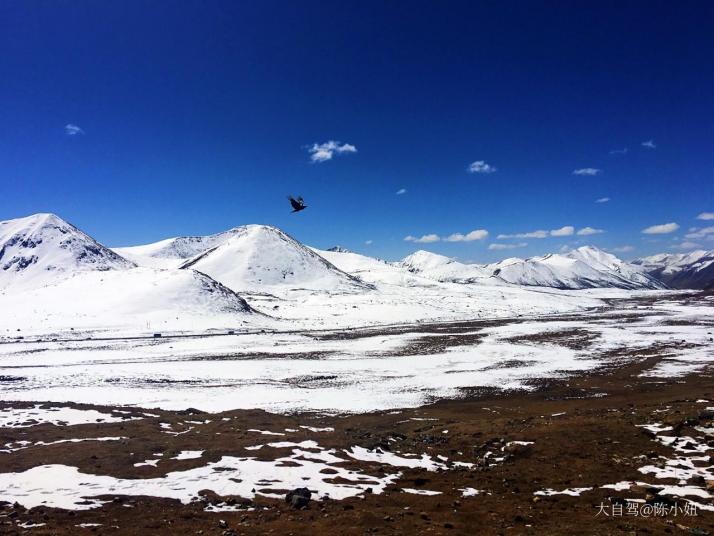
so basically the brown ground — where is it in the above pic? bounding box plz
[1,294,714,535]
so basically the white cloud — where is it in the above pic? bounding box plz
[396,188,407,195]
[577,227,605,236]
[595,197,610,203]
[64,123,84,136]
[697,212,714,221]
[611,245,634,253]
[685,226,714,240]
[467,161,496,174]
[404,234,440,244]
[642,222,679,235]
[444,229,489,242]
[609,148,628,155]
[497,230,548,239]
[641,140,656,149]
[489,242,527,251]
[572,168,601,176]
[497,226,575,239]
[308,140,357,163]
[406,229,489,244]
[550,226,574,237]
[673,241,702,250]
[365,240,373,245]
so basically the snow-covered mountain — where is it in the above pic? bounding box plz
[0,213,257,335]
[396,246,664,290]
[399,250,497,284]
[0,213,679,337]
[632,250,714,289]
[113,228,242,269]
[180,225,372,292]
[314,247,438,287]
[0,213,134,290]
[486,246,665,290]
[0,267,255,335]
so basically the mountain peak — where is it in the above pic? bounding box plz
[179,224,371,292]
[402,250,453,266]
[0,212,134,289]
[327,245,352,253]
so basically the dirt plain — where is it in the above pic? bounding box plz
[1,293,713,535]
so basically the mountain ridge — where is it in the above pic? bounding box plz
[632,250,714,289]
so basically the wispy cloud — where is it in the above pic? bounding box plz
[685,226,714,240]
[396,188,407,195]
[673,241,702,250]
[572,168,601,176]
[489,242,527,251]
[365,240,373,245]
[444,229,489,242]
[467,160,496,174]
[697,212,714,221]
[595,197,610,203]
[641,140,656,149]
[576,227,605,236]
[308,140,357,163]
[609,148,628,155]
[497,230,547,239]
[642,222,679,234]
[611,245,634,253]
[497,226,576,239]
[550,226,574,237]
[64,123,84,136]
[404,234,440,244]
[405,229,489,244]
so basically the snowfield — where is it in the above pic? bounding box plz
[1,296,712,413]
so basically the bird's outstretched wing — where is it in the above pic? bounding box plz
[288,196,301,210]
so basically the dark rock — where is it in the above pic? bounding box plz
[690,475,705,486]
[698,409,714,421]
[285,487,312,509]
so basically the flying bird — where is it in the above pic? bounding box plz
[288,195,307,213]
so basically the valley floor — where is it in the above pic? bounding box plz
[0,292,713,534]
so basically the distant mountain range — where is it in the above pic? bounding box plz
[632,250,714,290]
[398,247,664,290]
[1,212,710,334]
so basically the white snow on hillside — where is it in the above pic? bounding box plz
[398,250,496,284]
[0,213,680,339]
[113,228,242,269]
[0,213,134,290]
[0,214,258,337]
[393,246,663,290]
[0,268,257,337]
[632,249,714,290]
[633,250,713,276]
[566,246,662,288]
[180,225,371,293]
[486,247,664,290]
[314,247,433,287]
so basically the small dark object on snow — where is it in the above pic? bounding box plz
[288,195,307,213]
[153,333,162,338]
[285,487,312,509]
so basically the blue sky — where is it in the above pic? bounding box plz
[1,1,713,262]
